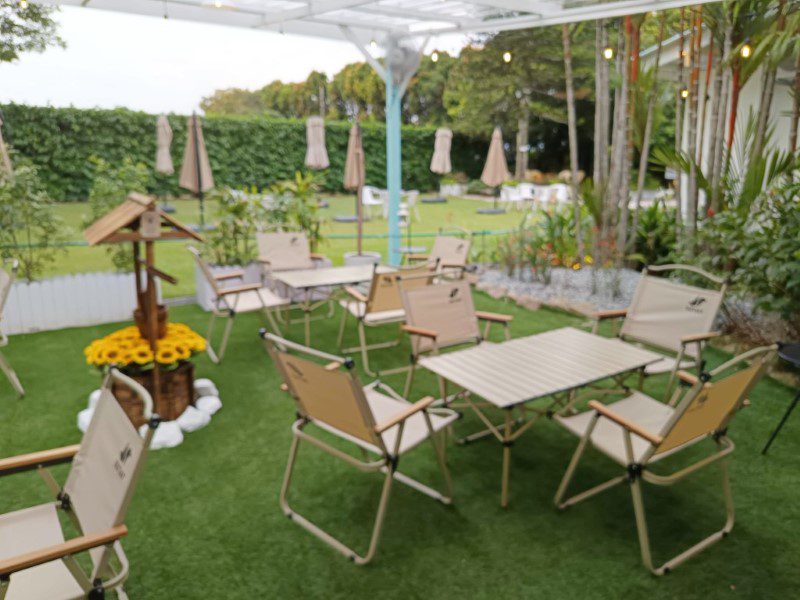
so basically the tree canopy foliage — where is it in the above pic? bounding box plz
[0,0,63,63]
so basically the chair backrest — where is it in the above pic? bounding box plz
[188,245,221,297]
[401,280,480,354]
[430,236,471,268]
[0,259,15,320]
[64,369,156,568]
[264,334,384,450]
[651,346,774,458]
[620,264,726,357]
[362,186,384,204]
[365,263,432,315]
[256,231,314,271]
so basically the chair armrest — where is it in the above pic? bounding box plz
[401,324,438,339]
[406,253,430,262]
[309,252,327,261]
[588,400,663,446]
[595,308,628,320]
[343,286,368,304]
[475,310,513,323]
[0,444,80,477]
[374,396,435,434]
[681,331,721,344]
[218,283,262,297]
[676,370,699,386]
[0,525,128,577]
[214,269,245,282]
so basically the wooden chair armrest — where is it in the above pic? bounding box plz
[279,383,289,392]
[681,331,721,344]
[406,253,429,262]
[401,324,438,339]
[214,269,245,281]
[218,282,262,297]
[475,310,513,323]
[676,370,699,386]
[0,444,80,477]
[0,525,128,577]
[595,308,628,320]
[309,252,327,261]
[343,286,368,304]
[588,400,663,446]
[374,396,435,434]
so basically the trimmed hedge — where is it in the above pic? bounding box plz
[0,104,488,201]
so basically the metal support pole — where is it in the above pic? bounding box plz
[385,73,402,266]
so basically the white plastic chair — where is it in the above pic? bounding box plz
[361,186,386,219]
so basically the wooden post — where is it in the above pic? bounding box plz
[132,241,143,313]
[145,240,160,406]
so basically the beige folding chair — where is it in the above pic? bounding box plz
[263,333,457,565]
[189,246,289,364]
[406,235,471,277]
[554,345,776,575]
[336,262,435,376]
[400,280,512,398]
[0,368,158,599]
[593,264,727,397]
[0,259,23,397]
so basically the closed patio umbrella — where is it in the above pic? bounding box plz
[479,127,510,214]
[305,116,330,170]
[430,127,452,175]
[343,123,366,254]
[179,113,214,229]
[0,114,12,178]
[155,115,174,175]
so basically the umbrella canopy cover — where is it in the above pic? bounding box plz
[480,127,510,187]
[155,115,174,175]
[305,116,330,170]
[0,115,12,178]
[343,124,365,191]
[179,115,214,194]
[430,127,453,175]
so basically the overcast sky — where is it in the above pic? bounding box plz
[0,6,465,115]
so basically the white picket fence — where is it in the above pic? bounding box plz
[3,272,161,335]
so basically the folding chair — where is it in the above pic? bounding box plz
[337,262,435,376]
[400,280,512,398]
[0,259,23,397]
[554,345,776,575]
[593,264,727,397]
[263,333,457,565]
[0,368,159,599]
[189,246,288,363]
[406,235,471,277]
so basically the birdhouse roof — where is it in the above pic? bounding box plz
[84,192,204,245]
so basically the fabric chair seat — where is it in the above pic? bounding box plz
[314,386,458,456]
[338,300,405,325]
[0,503,85,600]
[556,392,681,464]
[644,355,696,375]
[227,288,290,313]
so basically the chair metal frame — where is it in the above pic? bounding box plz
[554,345,776,575]
[263,333,456,565]
[0,369,157,599]
[593,263,728,399]
[0,259,23,397]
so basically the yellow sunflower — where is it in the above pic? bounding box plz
[156,347,178,365]
[131,347,154,365]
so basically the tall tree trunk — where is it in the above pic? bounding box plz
[685,7,702,242]
[515,100,530,181]
[675,8,687,231]
[727,66,741,149]
[562,23,584,259]
[616,16,633,264]
[710,18,733,213]
[753,0,786,161]
[791,52,800,152]
[604,26,626,265]
[594,19,606,186]
[632,13,666,245]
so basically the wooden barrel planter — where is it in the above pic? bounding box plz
[133,303,169,339]
[113,361,195,426]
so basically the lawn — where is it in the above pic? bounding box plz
[1,295,798,598]
[44,195,522,297]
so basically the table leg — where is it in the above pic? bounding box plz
[303,290,311,346]
[762,390,800,455]
[501,409,513,508]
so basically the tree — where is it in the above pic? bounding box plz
[562,23,583,258]
[404,51,456,125]
[200,88,267,116]
[0,0,63,63]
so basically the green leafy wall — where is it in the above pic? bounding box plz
[0,104,488,201]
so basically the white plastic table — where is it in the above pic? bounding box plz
[274,265,394,344]
[419,326,663,506]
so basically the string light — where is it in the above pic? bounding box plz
[213,0,222,7]
[19,0,28,8]
[502,51,512,63]
[680,88,689,99]
[740,43,752,59]
[431,51,439,63]
[603,47,614,60]
[370,39,378,50]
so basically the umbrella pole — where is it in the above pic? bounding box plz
[192,113,205,230]
[357,185,363,255]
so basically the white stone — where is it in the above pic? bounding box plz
[196,395,222,416]
[194,378,219,398]
[77,407,95,433]
[88,389,102,410]
[140,421,183,449]
[176,405,211,433]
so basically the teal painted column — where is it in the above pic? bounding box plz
[385,72,402,266]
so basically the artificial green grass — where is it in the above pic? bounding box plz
[44,196,520,297]
[1,296,799,598]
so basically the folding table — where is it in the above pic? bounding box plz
[273,264,394,345]
[419,326,663,506]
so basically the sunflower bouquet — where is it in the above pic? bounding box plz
[84,323,206,371]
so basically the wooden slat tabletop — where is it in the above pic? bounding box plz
[419,327,663,408]
[273,265,395,290]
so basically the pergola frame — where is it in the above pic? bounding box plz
[44,0,721,264]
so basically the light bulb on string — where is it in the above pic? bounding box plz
[431,51,439,63]
[680,88,689,99]
[603,47,614,60]
[19,0,28,8]
[740,43,752,59]
[502,51,512,63]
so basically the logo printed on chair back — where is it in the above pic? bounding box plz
[114,443,133,480]
[686,296,707,313]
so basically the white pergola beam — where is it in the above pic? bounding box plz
[257,0,375,26]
